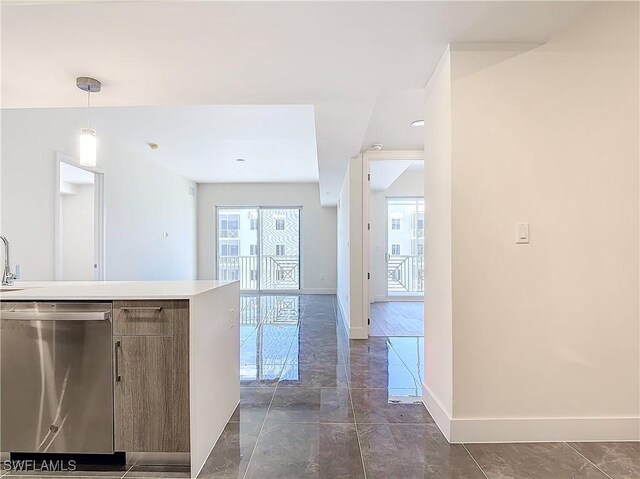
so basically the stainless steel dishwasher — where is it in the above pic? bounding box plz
[1,302,114,454]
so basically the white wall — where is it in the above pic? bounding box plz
[424,2,639,442]
[197,182,336,293]
[336,155,367,339]
[60,184,94,280]
[337,166,351,330]
[369,165,424,302]
[1,108,198,281]
[423,46,454,437]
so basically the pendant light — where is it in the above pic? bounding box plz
[76,77,101,167]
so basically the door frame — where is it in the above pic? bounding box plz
[215,205,302,292]
[362,150,424,337]
[54,151,106,280]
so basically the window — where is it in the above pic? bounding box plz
[417,218,424,230]
[217,207,300,291]
[220,215,240,231]
[219,214,240,238]
[220,242,239,256]
[391,218,401,230]
[276,270,286,281]
[392,244,401,255]
[417,244,424,255]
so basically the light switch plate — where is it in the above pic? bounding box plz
[516,222,530,244]
[229,308,235,328]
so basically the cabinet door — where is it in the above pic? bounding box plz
[114,335,174,452]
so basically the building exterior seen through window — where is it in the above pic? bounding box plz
[386,198,425,296]
[217,207,300,291]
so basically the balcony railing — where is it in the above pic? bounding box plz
[218,255,300,291]
[387,254,424,295]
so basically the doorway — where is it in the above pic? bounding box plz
[366,156,424,337]
[216,207,301,291]
[55,153,105,280]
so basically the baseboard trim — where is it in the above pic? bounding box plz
[373,297,424,303]
[336,295,367,339]
[422,384,452,441]
[336,295,350,337]
[422,384,639,443]
[302,288,336,295]
[349,326,367,340]
[450,416,640,443]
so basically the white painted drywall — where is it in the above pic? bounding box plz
[369,165,424,302]
[336,156,367,339]
[337,166,351,332]
[197,183,336,293]
[1,108,198,281]
[423,46,454,436]
[424,2,639,441]
[60,184,94,280]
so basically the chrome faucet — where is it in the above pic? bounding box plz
[1,236,17,286]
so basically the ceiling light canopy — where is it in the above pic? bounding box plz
[76,76,101,166]
[410,119,425,128]
[235,158,246,162]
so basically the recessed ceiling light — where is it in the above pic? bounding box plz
[148,143,159,150]
[371,144,383,151]
[235,158,246,162]
[410,120,425,128]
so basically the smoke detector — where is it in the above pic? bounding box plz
[371,144,383,151]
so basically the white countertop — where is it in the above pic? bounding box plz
[0,280,237,301]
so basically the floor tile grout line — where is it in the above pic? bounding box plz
[462,444,491,479]
[120,463,135,479]
[239,352,278,479]
[564,442,614,479]
[240,295,308,479]
[333,295,368,479]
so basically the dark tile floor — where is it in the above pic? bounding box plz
[3,294,637,479]
[197,294,639,479]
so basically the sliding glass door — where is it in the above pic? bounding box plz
[386,198,424,297]
[217,207,301,291]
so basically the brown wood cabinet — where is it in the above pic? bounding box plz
[113,300,190,453]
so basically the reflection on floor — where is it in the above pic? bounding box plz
[369,301,424,337]
[3,294,637,479]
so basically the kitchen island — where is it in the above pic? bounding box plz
[0,280,240,479]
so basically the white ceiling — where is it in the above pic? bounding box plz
[91,105,318,183]
[370,159,424,192]
[1,1,587,205]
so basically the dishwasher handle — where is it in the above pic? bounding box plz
[0,311,111,321]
